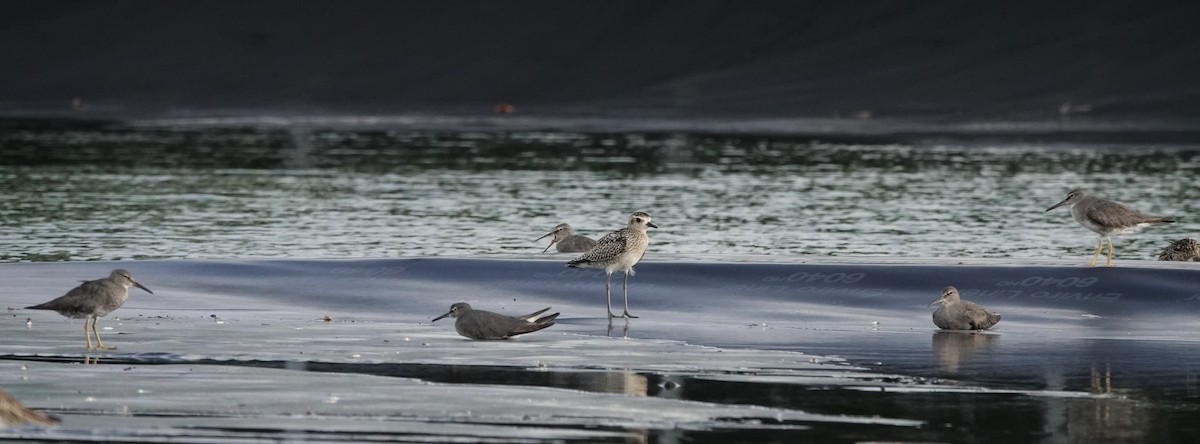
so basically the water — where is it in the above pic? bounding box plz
[2,119,1199,442]
[2,120,1198,262]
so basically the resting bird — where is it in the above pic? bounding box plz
[26,269,153,350]
[928,286,1001,331]
[1046,189,1175,267]
[1158,238,1200,262]
[432,303,559,340]
[535,223,598,253]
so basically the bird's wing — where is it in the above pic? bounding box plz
[559,235,598,252]
[594,229,624,245]
[963,302,1001,330]
[28,280,105,312]
[516,307,551,322]
[931,307,962,330]
[1084,199,1164,228]
[535,312,560,324]
[506,314,557,337]
[573,230,628,263]
[459,311,522,340]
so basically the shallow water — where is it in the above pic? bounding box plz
[2,121,1198,262]
[1,121,1199,442]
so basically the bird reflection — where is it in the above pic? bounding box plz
[607,318,630,338]
[932,330,998,374]
[1091,363,1113,394]
[550,371,649,397]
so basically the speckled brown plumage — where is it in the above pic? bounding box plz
[0,389,59,428]
[1158,238,1200,262]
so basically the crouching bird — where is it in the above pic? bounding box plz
[432,303,559,340]
[928,286,1001,331]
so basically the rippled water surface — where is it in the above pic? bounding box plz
[2,120,1198,262]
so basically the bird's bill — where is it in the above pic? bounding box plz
[535,231,559,253]
[1045,198,1070,212]
[134,282,154,294]
[928,296,946,307]
[647,222,659,228]
[432,311,453,322]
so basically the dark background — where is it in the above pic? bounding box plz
[2,0,1199,122]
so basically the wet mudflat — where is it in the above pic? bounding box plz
[1,258,1197,442]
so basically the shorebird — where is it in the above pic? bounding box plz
[1158,238,1200,262]
[1046,189,1176,266]
[928,286,1001,331]
[432,303,559,340]
[0,389,59,428]
[567,212,657,318]
[26,269,153,350]
[535,223,598,253]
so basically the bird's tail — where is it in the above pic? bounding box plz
[517,307,551,322]
[512,313,559,336]
[536,312,560,325]
[1157,216,1177,224]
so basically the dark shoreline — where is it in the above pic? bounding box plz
[4,1,1199,124]
[7,113,1200,146]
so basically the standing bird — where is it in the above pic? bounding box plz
[567,212,657,318]
[1046,189,1175,267]
[535,223,598,253]
[928,286,1001,331]
[26,269,153,350]
[432,303,559,340]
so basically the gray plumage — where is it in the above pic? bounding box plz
[1158,238,1200,262]
[26,269,153,350]
[928,286,1001,331]
[535,223,598,253]
[432,302,559,340]
[1046,189,1175,267]
[567,212,657,318]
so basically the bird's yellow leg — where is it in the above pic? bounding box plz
[84,318,94,351]
[1106,238,1114,267]
[91,319,116,350]
[1088,238,1104,267]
